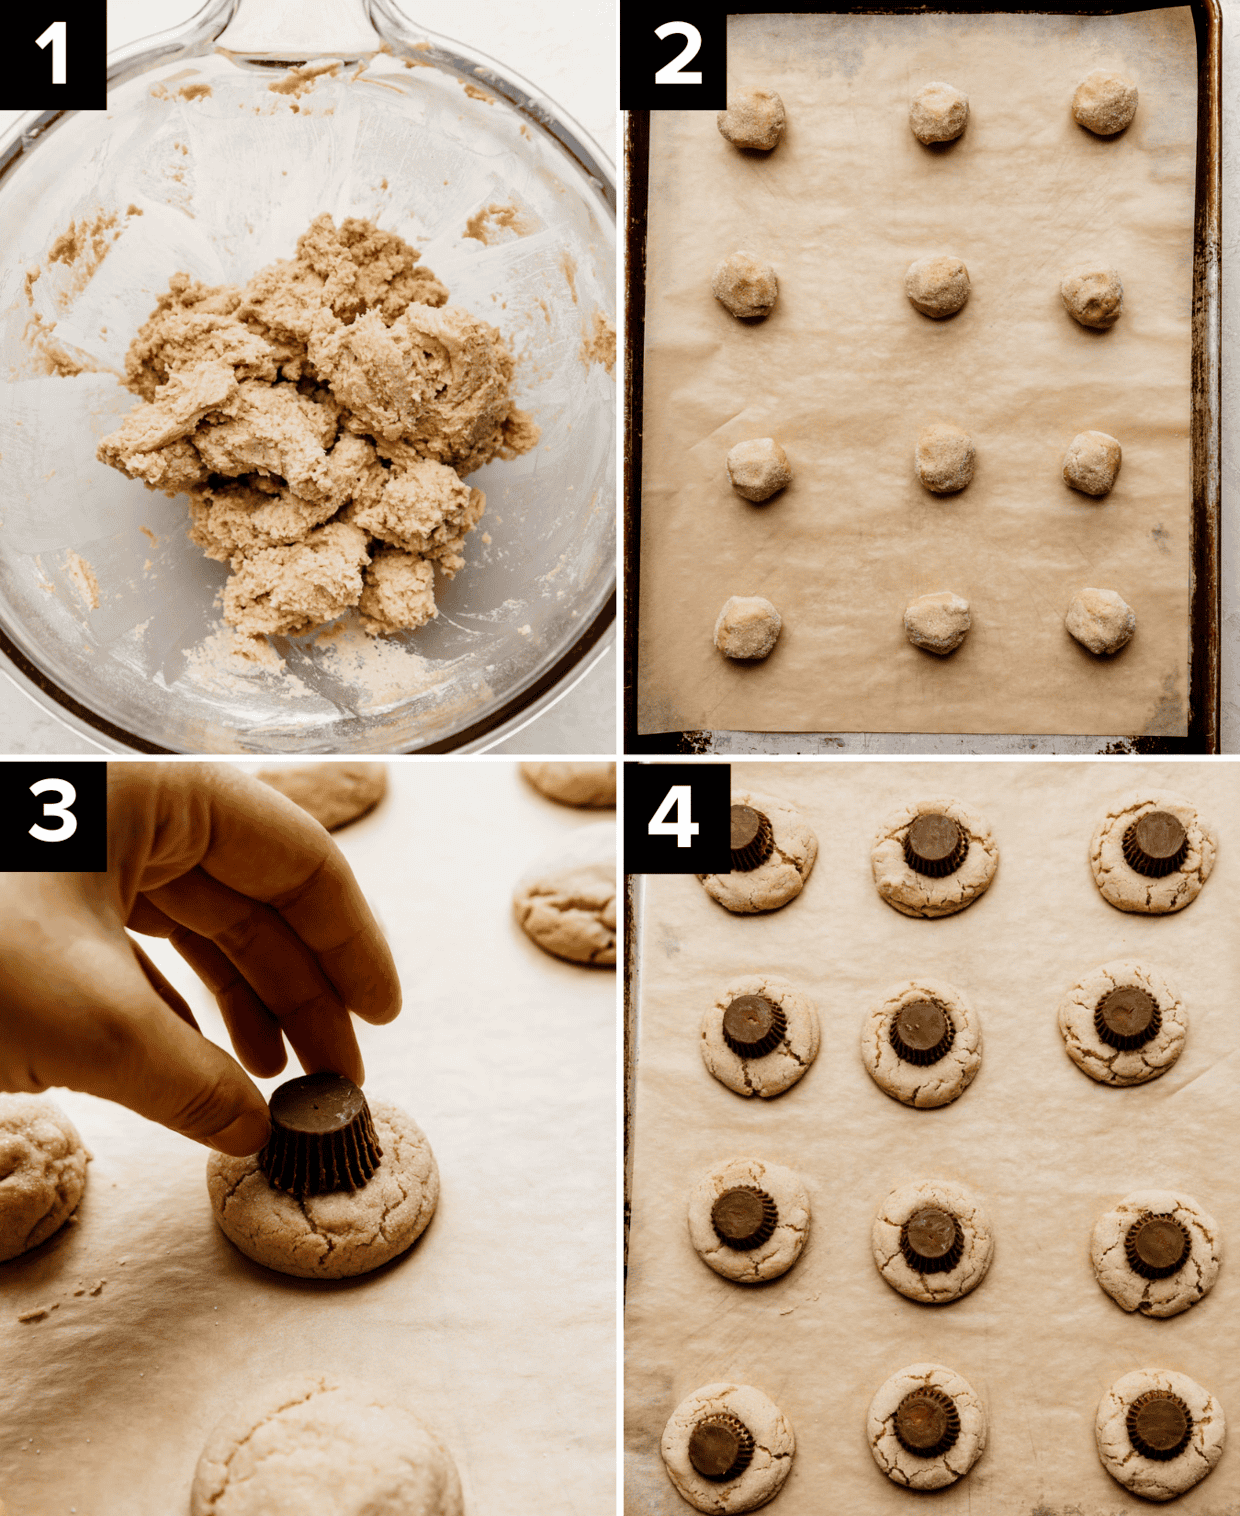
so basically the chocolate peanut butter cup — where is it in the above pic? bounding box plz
[259,1071,382,1196]
[904,814,968,878]
[721,994,787,1058]
[893,1388,961,1458]
[730,805,774,872]
[688,1412,755,1482]
[889,999,955,1065]
[900,1206,964,1274]
[1125,1214,1191,1280]
[1094,985,1161,1050]
[1122,811,1188,878]
[711,1186,778,1250]
[1127,1390,1192,1461]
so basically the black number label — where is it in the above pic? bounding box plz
[647,783,699,848]
[36,20,66,84]
[29,778,78,842]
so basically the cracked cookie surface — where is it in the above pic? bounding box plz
[206,1099,437,1279]
[520,761,615,808]
[1095,1368,1225,1501]
[1090,1189,1220,1319]
[871,1179,992,1304]
[0,1094,91,1263]
[861,980,981,1108]
[700,976,820,1099]
[1090,790,1216,914]
[688,1157,811,1283]
[1058,959,1185,1086]
[512,822,615,966]
[867,1362,986,1490]
[871,798,998,918]
[696,791,817,914]
[661,1381,795,1513]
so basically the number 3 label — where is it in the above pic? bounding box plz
[648,784,699,848]
[29,778,78,842]
[653,21,702,84]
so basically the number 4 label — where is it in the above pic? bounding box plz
[648,784,699,848]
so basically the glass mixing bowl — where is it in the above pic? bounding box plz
[0,0,615,751]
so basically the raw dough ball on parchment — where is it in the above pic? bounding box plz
[190,1373,463,1516]
[861,980,982,1109]
[1090,1189,1220,1319]
[520,761,615,808]
[1058,959,1186,1086]
[905,256,969,318]
[700,975,820,1099]
[871,1179,993,1304]
[256,762,386,831]
[688,1156,811,1283]
[867,1362,987,1490]
[1065,588,1135,655]
[717,87,786,151]
[712,252,778,319]
[661,1381,795,1513]
[725,438,792,502]
[1096,1368,1225,1501]
[1063,430,1121,496]
[513,821,616,965]
[697,790,817,914]
[870,797,998,918]
[909,82,969,144]
[915,424,974,494]
[1073,69,1139,136]
[0,1094,90,1263]
[1062,266,1123,328]
[1089,790,1216,915]
[714,596,781,661]
[904,592,970,655]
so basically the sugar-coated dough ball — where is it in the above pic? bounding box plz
[714,596,781,660]
[1064,431,1122,496]
[0,1094,90,1263]
[910,82,969,143]
[712,252,778,319]
[1062,267,1123,329]
[1066,588,1135,655]
[1073,70,1138,136]
[916,424,974,494]
[904,591,971,655]
[905,256,970,318]
[726,439,792,502]
[717,86,785,151]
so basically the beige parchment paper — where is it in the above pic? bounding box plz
[0,762,614,1515]
[636,10,1197,736]
[626,760,1240,1513]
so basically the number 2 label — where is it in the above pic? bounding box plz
[648,784,699,848]
[653,21,702,85]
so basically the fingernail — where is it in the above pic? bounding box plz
[207,1110,271,1157]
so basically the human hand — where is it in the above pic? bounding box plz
[0,763,399,1155]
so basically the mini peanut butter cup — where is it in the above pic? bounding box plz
[730,805,774,872]
[889,999,955,1066]
[259,1071,382,1196]
[893,1388,961,1458]
[1094,986,1161,1050]
[904,813,968,878]
[1125,1214,1191,1280]
[1127,1390,1192,1461]
[721,994,787,1058]
[900,1206,965,1274]
[1122,811,1188,878]
[711,1186,779,1250]
[688,1412,755,1482]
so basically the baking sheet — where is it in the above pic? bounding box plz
[635,9,1198,737]
[626,760,1240,1513]
[0,761,615,1515]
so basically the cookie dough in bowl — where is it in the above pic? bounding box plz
[1090,1189,1220,1319]
[700,976,820,1099]
[661,1381,795,1513]
[1096,1368,1225,1501]
[697,791,817,914]
[190,1373,463,1515]
[867,1362,986,1490]
[513,821,616,965]
[871,1179,993,1305]
[1090,791,1216,915]
[688,1156,811,1284]
[861,980,981,1109]
[870,798,998,919]
[0,1094,91,1263]
[1058,959,1186,1086]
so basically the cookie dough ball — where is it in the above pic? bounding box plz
[1073,69,1138,136]
[904,592,971,655]
[1063,430,1122,496]
[1090,1190,1220,1319]
[699,975,820,1099]
[520,761,614,808]
[0,1095,90,1263]
[190,1374,463,1516]
[712,252,777,320]
[688,1157,811,1282]
[861,980,982,1109]
[697,790,817,914]
[871,798,998,919]
[714,596,781,661]
[206,1099,438,1279]
[905,256,970,318]
[1066,588,1135,655]
[868,1363,986,1490]
[1096,1369,1224,1502]
[717,87,785,151]
[725,438,791,502]
[916,424,974,494]
[256,762,386,831]
[661,1382,795,1513]
[1090,791,1216,915]
[513,822,615,965]
[909,82,969,144]
[1062,266,1123,329]
[1058,960,1185,1086]
[872,1180,993,1304]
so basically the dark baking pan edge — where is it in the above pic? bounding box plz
[623,2,1221,755]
